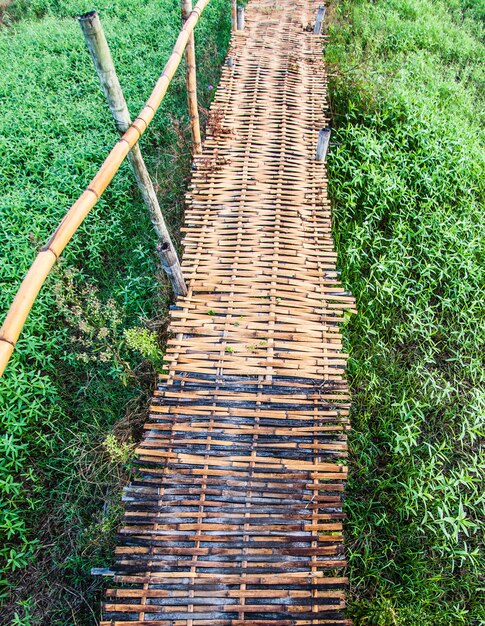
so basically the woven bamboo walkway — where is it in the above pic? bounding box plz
[102,0,355,623]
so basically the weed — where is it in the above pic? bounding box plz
[102,434,134,466]
[123,327,164,370]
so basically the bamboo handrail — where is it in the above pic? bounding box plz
[0,0,211,378]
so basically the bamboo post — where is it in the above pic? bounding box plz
[237,5,245,31]
[0,0,212,378]
[314,5,326,34]
[231,0,237,32]
[181,0,202,155]
[78,11,187,297]
[300,10,308,31]
[316,127,331,162]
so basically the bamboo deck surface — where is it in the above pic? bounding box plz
[102,0,355,623]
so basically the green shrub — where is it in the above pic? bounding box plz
[327,0,484,623]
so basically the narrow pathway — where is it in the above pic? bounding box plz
[102,0,355,623]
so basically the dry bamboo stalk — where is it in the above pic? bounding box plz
[316,127,331,162]
[0,0,211,378]
[231,0,237,31]
[237,4,245,30]
[181,0,202,155]
[78,10,187,296]
[314,5,326,34]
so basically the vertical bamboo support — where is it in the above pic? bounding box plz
[237,5,245,31]
[316,127,331,162]
[314,5,326,34]
[231,0,237,31]
[181,0,202,155]
[78,11,187,296]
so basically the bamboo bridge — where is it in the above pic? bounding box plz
[101,0,355,623]
[0,0,355,623]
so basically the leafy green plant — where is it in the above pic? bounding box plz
[0,0,230,623]
[102,433,134,465]
[124,327,164,369]
[326,0,485,623]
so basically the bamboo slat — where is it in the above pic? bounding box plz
[101,0,354,624]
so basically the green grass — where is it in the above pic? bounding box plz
[0,0,229,623]
[326,0,484,623]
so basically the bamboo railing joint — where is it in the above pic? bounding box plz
[39,244,58,260]
[86,186,100,199]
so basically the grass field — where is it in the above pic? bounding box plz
[326,0,485,623]
[0,1,229,623]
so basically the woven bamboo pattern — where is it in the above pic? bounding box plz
[101,0,355,623]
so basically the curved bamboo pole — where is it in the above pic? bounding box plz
[0,0,211,379]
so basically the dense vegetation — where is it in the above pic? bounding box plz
[2,0,484,624]
[326,0,484,623]
[0,0,229,623]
